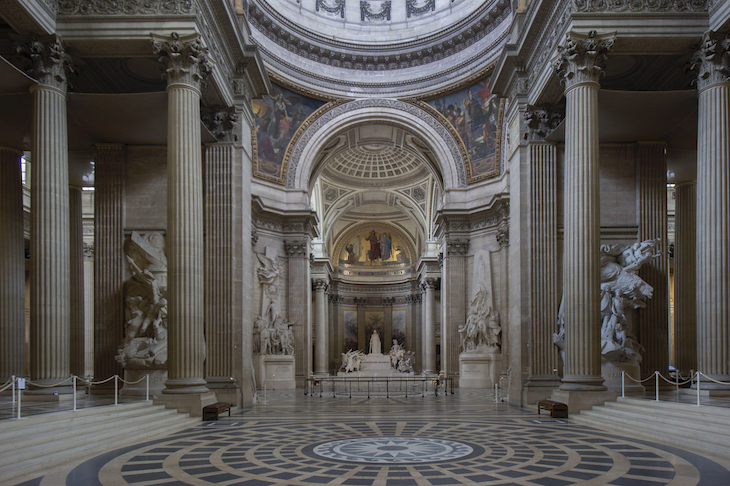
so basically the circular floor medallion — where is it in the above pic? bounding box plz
[311,436,474,464]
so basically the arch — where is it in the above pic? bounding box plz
[284,99,469,191]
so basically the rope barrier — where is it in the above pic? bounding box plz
[25,376,74,388]
[0,380,14,393]
[118,375,148,385]
[620,370,730,407]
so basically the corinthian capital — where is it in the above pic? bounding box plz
[14,34,75,91]
[552,31,615,90]
[523,105,564,142]
[152,32,212,88]
[446,239,469,256]
[692,31,730,91]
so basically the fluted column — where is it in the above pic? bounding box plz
[313,279,328,375]
[83,243,95,377]
[524,141,561,389]
[636,142,669,380]
[693,31,730,386]
[383,298,393,353]
[0,148,25,382]
[554,31,614,391]
[204,143,237,391]
[94,144,125,383]
[443,239,468,377]
[422,278,437,374]
[154,33,211,394]
[674,182,696,375]
[19,35,74,391]
[285,240,311,379]
[69,186,85,377]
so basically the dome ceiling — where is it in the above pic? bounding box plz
[246,0,512,98]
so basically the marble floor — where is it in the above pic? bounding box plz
[10,389,730,486]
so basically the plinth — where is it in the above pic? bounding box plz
[459,351,503,388]
[255,354,295,390]
[121,369,167,396]
[602,359,645,394]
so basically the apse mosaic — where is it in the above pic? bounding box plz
[425,75,503,182]
[252,83,326,184]
[335,226,413,280]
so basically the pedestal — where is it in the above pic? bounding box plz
[121,369,167,396]
[359,354,391,373]
[459,352,503,389]
[602,359,645,394]
[154,391,217,418]
[255,354,295,390]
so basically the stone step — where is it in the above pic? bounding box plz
[0,399,151,431]
[594,401,730,434]
[0,405,183,455]
[609,397,730,420]
[0,402,199,485]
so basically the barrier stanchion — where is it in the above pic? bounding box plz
[73,375,77,411]
[146,374,150,401]
[655,372,659,402]
[11,375,15,403]
[114,375,118,405]
[697,371,701,407]
[621,371,625,398]
[16,377,24,420]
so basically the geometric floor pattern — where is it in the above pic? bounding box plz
[18,389,730,485]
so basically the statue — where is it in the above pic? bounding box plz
[369,330,382,355]
[389,340,415,373]
[554,239,659,365]
[340,349,365,373]
[458,288,501,353]
[116,232,168,369]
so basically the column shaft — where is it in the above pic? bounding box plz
[636,142,669,379]
[286,241,311,379]
[314,281,327,374]
[94,144,125,382]
[69,186,85,377]
[423,279,437,374]
[444,241,467,377]
[674,182,696,375]
[164,83,207,393]
[561,80,604,390]
[30,85,71,386]
[204,144,234,386]
[0,148,25,381]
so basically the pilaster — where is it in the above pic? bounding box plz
[0,148,25,381]
[285,239,311,380]
[313,278,328,375]
[422,277,438,374]
[674,182,696,376]
[69,186,85,377]
[443,238,468,379]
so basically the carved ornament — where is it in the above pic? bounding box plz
[152,32,211,88]
[692,31,730,91]
[313,278,328,291]
[202,107,239,142]
[497,224,509,247]
[284,240,308,256]
[360,1,391,21]
[14,34,75,91]
[421,277,438,291]
[572,0,707,12]
[83,242,95,261]
[58,0,193,15]
[407,0,435,18]
[446,239,470,256]
[553,31,615,90]
[316,0,344,17]
[523,105,564,142]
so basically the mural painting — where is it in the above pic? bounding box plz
[339,229,410,267]
[364,310,385,348]
[344,309,358,351]
[426,76,503,181]
[392,308,407,346]
[252,83,326,183]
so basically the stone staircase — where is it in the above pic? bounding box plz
[0,401,200,485]
[571,397,730,458]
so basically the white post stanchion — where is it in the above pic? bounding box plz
[146,374,150,401]
[697,371,701,407]
[11,375,15,403]
[73,375,77,411]
[114,375,118,405]
[494,383,498,402]
[16,377,23,420]
[621,371,625,398]
[655,372,659,402]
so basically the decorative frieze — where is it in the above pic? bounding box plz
[152,32,211,88]
[407,0,435,18]
[446,239,469,256]
[58,0,194,15]
[14,34,75,91]
[361,1,391,21]
[553,31,615,89]
[496,224,509,247]
[316,0,345,17]
[313,278,328,291]
[572,0,708,12]
[284,240,308,257]
[523,106,564,142]
[691,31,730,91]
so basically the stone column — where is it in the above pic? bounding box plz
[422,278,438,374]
[329,293,342,372]
[674,182,696,375]
[553,31,614,393]
[0,148,25,382]
[20,35,74,392]
[693,31,730,386]
[523,138,561,399]
[93,144,125,384]
[356,297,367,350]
[313,278,328,375]
[383,297,394,353]
[204,141,239,402]
[83,242,94,377]
[69,186,85,377]
[285,240,311,379]
[154,33,211,397]
[636,142,669,380]
[443,239,468,378]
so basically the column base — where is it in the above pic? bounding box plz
[162,378,210,395]
[559,374,607,391]
[550,389,617,414]
[207,377,242,406]
[154,391,218,417]
[523,375,562,405]
[695,374,730,390]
